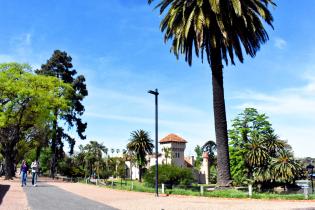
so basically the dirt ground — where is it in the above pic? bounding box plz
[49,182,315,210]
[0,177,29,210]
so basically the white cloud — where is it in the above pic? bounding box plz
[10,33,33,57]
[82,85,213,153]
[274,37,287,49]
[0,33,37,65]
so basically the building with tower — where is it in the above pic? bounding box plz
[125,133,209,184]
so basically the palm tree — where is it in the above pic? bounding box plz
[148,0,275,186]
[111,148,115,156]
[270,149,302,184]
[263,132,286,156]
[83,141,108,178]
[127,130,154,182]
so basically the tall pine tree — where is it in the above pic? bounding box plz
[36,50,88,178]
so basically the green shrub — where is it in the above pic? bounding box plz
[144,164,194,187]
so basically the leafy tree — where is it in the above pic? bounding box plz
[82,141,108,178]
[144,164,194,187]
[162,147,172,164]
[148,0,276,186]
[36,50,88,178]
[194,145,202,169]
[116,158,127,179]
[38,147,52,175]
[0,63,71,179]
[229,108,302,187]
[202,140,217,165]
[127,130,153,182]
[58,155,85,178]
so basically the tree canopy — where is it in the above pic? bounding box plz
[229,108,303,187]
[36,50,88,177]
[0,62,71,179]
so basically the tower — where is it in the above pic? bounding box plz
[159,133,187,167]
[201,152,209,184]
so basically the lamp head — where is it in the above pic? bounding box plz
[148,89,159,95]
[307,164,314,170]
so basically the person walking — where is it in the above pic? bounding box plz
[19,160,28,187]
[31,160,39,187]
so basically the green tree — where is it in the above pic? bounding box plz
[229,108,302,186]
[127,130,153,182]
[0,63,71,179]
[194,145,202,169]
[269,150,303,184]
[36,50,88,178]
[202,140,216,164]
[162,147,172,164]
[82,141,108,178]
[148,0,276,186]
[144,164,194,187]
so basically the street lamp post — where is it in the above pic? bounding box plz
[307,163,314,193]
[148,88,159,197]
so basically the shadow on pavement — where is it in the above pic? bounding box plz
[292,208,315,210]
[24,185,53,188]
[0,184,10,205]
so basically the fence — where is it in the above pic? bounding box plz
[55,177,315,199]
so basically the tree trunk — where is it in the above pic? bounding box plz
[3,142,16,180]
[210,48,232,187]
[139,165,142,182]
[35,146,41,161]
[50,116,57,179]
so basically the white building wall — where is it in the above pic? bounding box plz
[160,142,186,167]
[200,155,209,184]
[125,161,140,180]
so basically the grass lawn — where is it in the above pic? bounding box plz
[81,179,315,200]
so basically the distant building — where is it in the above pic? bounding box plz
[125,133,209,184]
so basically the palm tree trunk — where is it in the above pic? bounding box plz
[139,165,142,182]
[210,48,231,187]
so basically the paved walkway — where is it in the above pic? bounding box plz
[23,181,117,210]
[0,177,28,210]
[2,176,315,210]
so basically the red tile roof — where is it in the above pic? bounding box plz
[184,158,193,168]
[159,133,187,143]
[202,152,209,158]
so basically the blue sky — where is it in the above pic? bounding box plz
[1,0,315,157]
